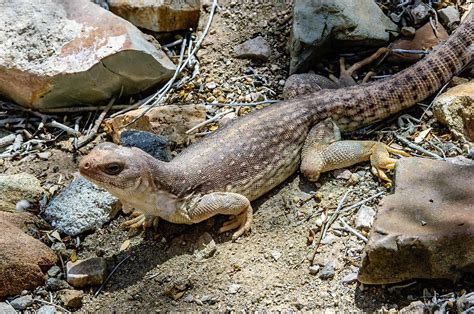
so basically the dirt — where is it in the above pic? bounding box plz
[1,1,473,312]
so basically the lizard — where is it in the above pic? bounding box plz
[80,11,473,240]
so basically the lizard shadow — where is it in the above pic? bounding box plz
[98,175,295,293]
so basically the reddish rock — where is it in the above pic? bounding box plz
[0,0,175,109]
[108,0,201,32]
[67,257,107,288]
[389,22,449,63]
[0,212,58,297]
[358,157,474,284]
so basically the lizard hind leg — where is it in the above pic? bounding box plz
[187,192,253,241]
[369,143,410,182]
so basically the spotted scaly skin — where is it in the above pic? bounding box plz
[80,12,473,239]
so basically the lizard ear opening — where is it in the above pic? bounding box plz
[101,162,124,175]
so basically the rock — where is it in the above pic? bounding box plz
[233,36,271,62]
[228,284,241,294]
[58,289,84,309]
[433,81,474,142]
[108,0,200,32]
[389,22,449,63]
[0,173,45,212]
[0,302,16,314]
[37,305,57,314]
[400,26,416,37]
[438,6,460,30]
[309,265,320,275]
[47,265,62,278]
[400,300,426,313]
[43,176,120,236]
[411,3,431,24]
[205,81,217,90]
[320,234,338,245]
[271,250,282,261]
[283,73,338,100]
[358,157,474,284]
[104,104,206,146]
[15,199,31,212]
[0,212,58,297]
[9,295,33,310]
[334,169,352,180]
[319,261,335,280]
[355,205,376,230]
[341,272,358,284]
[0,0,175,109]
[66,257,108,288]
[194,232,217,261]
[289,0,396,73]
[120,130,171,162]
[45,278,71,291]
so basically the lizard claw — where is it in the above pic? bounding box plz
[218,206,253,241]
[122,211,160,231]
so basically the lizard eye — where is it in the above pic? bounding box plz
[103,162,124,175]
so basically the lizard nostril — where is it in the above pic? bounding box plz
[83,161,91,169]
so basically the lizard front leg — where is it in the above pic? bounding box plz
[300,119,409,182]
[187,192,252,241]
[122,210,160,230]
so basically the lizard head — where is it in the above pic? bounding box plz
[79,142,159,198]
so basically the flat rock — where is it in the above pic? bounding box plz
[0,173,45,212]
[37,305,57,314]
[233,36,271,62]
[358,157,474,284]
[104,104,206,146]
[108,0,200,32]
[58,289,84,309]
[438,6,460,30]
[0,302,16,314]
[289,0,397,73]
[66,257,108,288]
[10,295,33,310]
[0,212,58,297]
[389,22,448,63]
[433,81,474,142]
[355,205,376,230]
[120,130,171,161]
[0,0,175,109]
[43,175,120,236]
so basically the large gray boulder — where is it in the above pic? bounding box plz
[0,0,175,109]
[289,0,397,73]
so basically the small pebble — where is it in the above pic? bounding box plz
[9,295,33,310]
[228,284,242,294]
[309,265,320,275]
[319,261,336,280]
[271,250,282,261]
[15,199,31,212]
[37,305,57,314]
[47,265,62,278]
[205,82,217,90]
[342,272,358,284]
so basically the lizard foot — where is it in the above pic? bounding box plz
[370,143,411,182]
[218,206,253,241]
[122,211,160,230]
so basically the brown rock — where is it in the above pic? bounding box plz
[0,173,45,212]
[389,22,449,63]
[0,212,58,297]
[104,104,206,145]
[358,157,474,284]
[58,289,84,309]
[433,81,474,142]
[66,257,107,288]
[0,0,175,109]
[108,0,200,32]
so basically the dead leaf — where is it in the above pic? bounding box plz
[50,230,62,242]
[120,239,131,252]
[414,127,432,143]
[70,250,77,262]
